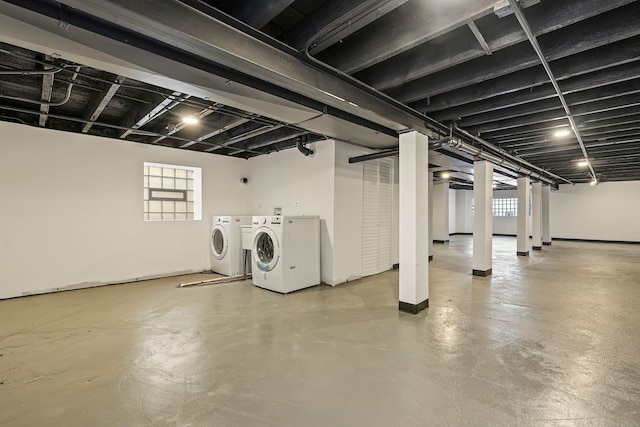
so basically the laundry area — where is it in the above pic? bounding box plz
[1,0,640,425]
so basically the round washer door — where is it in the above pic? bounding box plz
[253,227,279,272]
[211,224,228,260]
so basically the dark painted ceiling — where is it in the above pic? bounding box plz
[1,0,639,184]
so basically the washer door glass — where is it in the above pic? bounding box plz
[211,225,228,260]
[254,230,279,272]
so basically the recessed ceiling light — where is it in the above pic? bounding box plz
[590,179,597,186]
[492,183,498,188]
[441,172,450,179]
[553,129,571,138]
[577,160,589,167]
[182,116,199,125]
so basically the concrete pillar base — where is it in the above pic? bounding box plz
[543,242,552,246]
[434,240,449,244]
[533,246,542,250]
[399,299,429,314]
[472,269,492,277]
[517,251,529,256]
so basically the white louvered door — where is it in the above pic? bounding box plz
[361,158,393,277]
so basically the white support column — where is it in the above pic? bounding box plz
[472,161,493,276]
[517,177,531,256]
[428,171,434,261]
[542,185,552,246]
[532,182,543,250]
[433,181,449,243]
[399,131,429,314]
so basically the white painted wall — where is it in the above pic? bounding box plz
[551,181,640,242]
[454,184,640,242]
[247,140,335,284]
[493,189,520,235]
[448,188,457,234]
[432,182,449,241]
[0,122,249,299]
[455,190,473,234]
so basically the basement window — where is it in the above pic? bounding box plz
[492,198,517,217]
[143,162,202,221]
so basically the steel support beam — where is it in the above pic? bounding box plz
[300,0,408,55]
[315,0,507,74]
[355,0,633,92]
[203,122,276,152]
[38,54,53,126]
[415,36,640,114]
[82,75,124,133]
[432,64,640,123]
[119,91,184,139]
[179,117,250,149]
[390,4,640,104]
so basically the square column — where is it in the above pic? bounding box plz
[432,181,449,243]
[399,131,429,314]
[542,185,552,245]
[428,171,434,261]
[472,161,493,276]
[532,182,542,250]
[517,177,531,256]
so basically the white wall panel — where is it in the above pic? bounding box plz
[0,122,249,299]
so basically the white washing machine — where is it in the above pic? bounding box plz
[210,216,252,277]
[252,215,320,293]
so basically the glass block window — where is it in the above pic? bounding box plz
[143,162,202,221]
[492,198,517,217]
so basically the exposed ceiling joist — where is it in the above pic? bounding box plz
[82,75,124,133]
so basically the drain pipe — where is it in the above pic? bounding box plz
[296,136,314,156]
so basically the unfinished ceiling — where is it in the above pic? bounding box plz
[1,0,639,184]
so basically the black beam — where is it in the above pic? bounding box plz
[356,0,632,92]
[315,0,500,73]
[349,148,399,164]
[288,0,390,51]
[432,63,640,122]
[388,4,640,104]
[229,0,295,29]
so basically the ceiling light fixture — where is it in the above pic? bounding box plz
[182,116,199,125]
[553,128,571,138]
[441,172,450,179]
[492,183,498,188]
[590,179,597,186]
[577,160,589,167]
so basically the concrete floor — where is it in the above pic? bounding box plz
[1,236,639,426]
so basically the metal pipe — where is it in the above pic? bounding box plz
[0,104,265,154]
[453,126,573,185]
[507,0,596,180]
[0,66,80,107]
[0,68,62,75]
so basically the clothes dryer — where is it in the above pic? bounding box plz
[251,215,320,293]
[210,216,252,276]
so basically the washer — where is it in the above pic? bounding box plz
[251,215,320,293]
[210,216,252,277]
